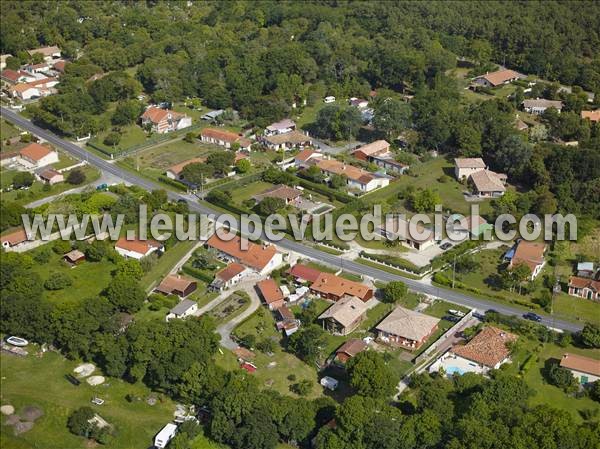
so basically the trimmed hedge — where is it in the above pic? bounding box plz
[361,251,428,274]
[181,265,214,284]
[159,176,188,191]
[296,177,353,204]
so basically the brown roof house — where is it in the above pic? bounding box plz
[294,149,324,168]
[253,184,303,207]
[473,69,524,88]
[63,249,85,265]
[568,276,600,301]
[310,272,373,302]
[210,262,248,292]
[256,278,285,310]
[581,110,600,123]
[165,157,206,181]
[507,240,546,280]
[205,231,282,275]
[352,140,390,161]
[318,296,369,336]
[155,274,198,298]
[261,130,312,151]
[454,158,487,180]
[200,128,251,151]
[36,167,64,185]
[468,169,507,198]
[275,305,300,336]
[522,99,563,115]
[376,306,440,350]
[560,353,600,384]
[287,264,323,284]
[335,338,367,364]
[429,327,517,376]
[377,216,436,251]
[314,158,390,193]
[18,143,59,169]
[141,106,191,133]
[1,228,29,250]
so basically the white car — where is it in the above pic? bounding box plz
[448,309,466,318]
[324,96,336,103]
[6,336,29,347]
[91,397,105,405]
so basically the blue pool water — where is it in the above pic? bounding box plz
[446,366,466,376]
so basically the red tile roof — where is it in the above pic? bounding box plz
[201,128,241,143]
[568,276,600,292]
[155,275,196,295]
[115,237,162,255]
[257,279,284,305]
[295,148,319,162]
[206,231,277,271]
[352,140,390,157]
[336,338,367,358]
[511,241,545,273]
[452,326,517,368]
[167,157,207,176]
[141,106,184,124]
[310,272,372,301]
[19,143,53,162]
[1,69,21,82]
[215,262,246,282]
[288,264,322,283]
[0,228,28,246]
[477,69,522,87]
[560,353,600,377]
[581,110,600,122]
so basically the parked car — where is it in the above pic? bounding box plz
[440,242,453,250]
[91,397,105,405]
[96,183,108,191]
[6,336,28,347]
[442,315,460,323]
[523,312,542,322]
[448,309,466,318]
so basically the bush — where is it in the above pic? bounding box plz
[53,239,72,254]
[290,380,313,396]
[158,176,188,191]
[44,272,73,290]
[12,172,35,188]
[546,363,577,392]
[67,169,86,185]
[580,323,600,348]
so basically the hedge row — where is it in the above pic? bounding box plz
[159,176,188,191]
[181,265,214,284]
[360,251,428,274]
[296,176,353,204]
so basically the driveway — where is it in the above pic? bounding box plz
[215,280,263,349]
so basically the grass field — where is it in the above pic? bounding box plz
[1,165,101,205]
[229,180,274,205]
[441,247,600,325]
[27,248,116,305]
[139,240,198,291]
[0,352,175,449]
[362,157,493,217]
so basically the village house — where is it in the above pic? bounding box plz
[17,143,59,169]
[265,118,296,136]
[349,97,369,108]
[1,228,29,250]
[275,306,300,336]
[27,45,61,62]
[166,299,198,322]
[294,148,324,168]
[318,295,368,335]
[310,272,373,302]
[252,184,303,207]
[155,275,198,298]
[205,231,282,275]
[447,214,493,239]
[287,264,323,284]
[141,106,191,133]
[257,278,285,310]
[429,327,517,376]
[210,262,248,291]
[1,69,34,84]
[581,110,600,122]
[9,77,59,100]
[506,240,546,280]
[261,130,313,151]
[63,249,86,265]
[352,140,390,161]
[559,353,600,384]
[522,98,563,114]
[377,216,436,251]
[576,262,596,278]
[200,128,252,151]
[375,306,440,350]
[334,338,367,364]
[468,169,507,197]
[473,69,524,88]
[24,62,50,74]
[315,158,390,193]
[114,237,164,260]
[36,167,64,185]
[454,158,487,180]
[568,276,600,301]
[165,157,207,180]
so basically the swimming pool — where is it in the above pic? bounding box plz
[445,365,466,376]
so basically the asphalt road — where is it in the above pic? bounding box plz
[1,107,585,333]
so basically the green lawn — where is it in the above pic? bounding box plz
[89,125,149,154]
[28,248,116,305]
[140,240,198,291]
[0,352,176,449]
[440,247,600,326]
[1,166,101,205]
[230,180,274,205]
[231,309,323,398]
[362,157,492,216]
[51,153,78,170]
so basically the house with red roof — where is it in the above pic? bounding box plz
[210,262,249,291]
[141,106,191,134]
[287,264,323,284]
[200,128,252,151]
[568,276,600,301]
[473,69,524,88]
[17,143,59,169]
[256,278,285,310]
[115,237,164,260]
[1,228,29,250]
[155,274,197,298]
[506,240,546,280]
